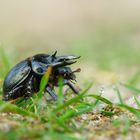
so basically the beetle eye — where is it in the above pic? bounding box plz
[37,68,44,73]
[59,69,65,74]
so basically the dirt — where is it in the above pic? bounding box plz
[0,105,140,140]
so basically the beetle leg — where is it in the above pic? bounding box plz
[46,86,57,100]
[64,80,80,94]
[24,76,33,99]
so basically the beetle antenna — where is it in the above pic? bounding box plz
[72,68,81,73]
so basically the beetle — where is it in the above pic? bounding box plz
[3,51,81,101]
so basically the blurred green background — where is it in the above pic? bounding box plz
[1,0,140,85]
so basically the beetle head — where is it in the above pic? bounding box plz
[56,67,81,81]
[32,52,81,73]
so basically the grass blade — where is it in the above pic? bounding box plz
[54,83,93,112]
[134,96,140,109]
[59,100,99,121]
[38,66,52,98]
[114,86,124,104]
[86,94,113,105]
[118,104,140,119]
[121,83,140,95]
[0,101,36,118]
[101,110,114,117]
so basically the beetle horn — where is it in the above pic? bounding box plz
[52,51,57,58]
[56,55,81,62]
[50,61,76,68]
[52,55,80,67]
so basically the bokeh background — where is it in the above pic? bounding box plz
[1,0,140,101]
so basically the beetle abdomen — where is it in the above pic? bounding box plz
[3,60,31,92]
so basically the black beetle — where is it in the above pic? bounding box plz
[3,51,81,101]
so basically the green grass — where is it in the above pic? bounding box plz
[1,47,140,139]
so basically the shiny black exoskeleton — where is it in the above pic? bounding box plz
[3,51,81,101]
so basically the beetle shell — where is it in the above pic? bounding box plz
[3,60,31,92]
